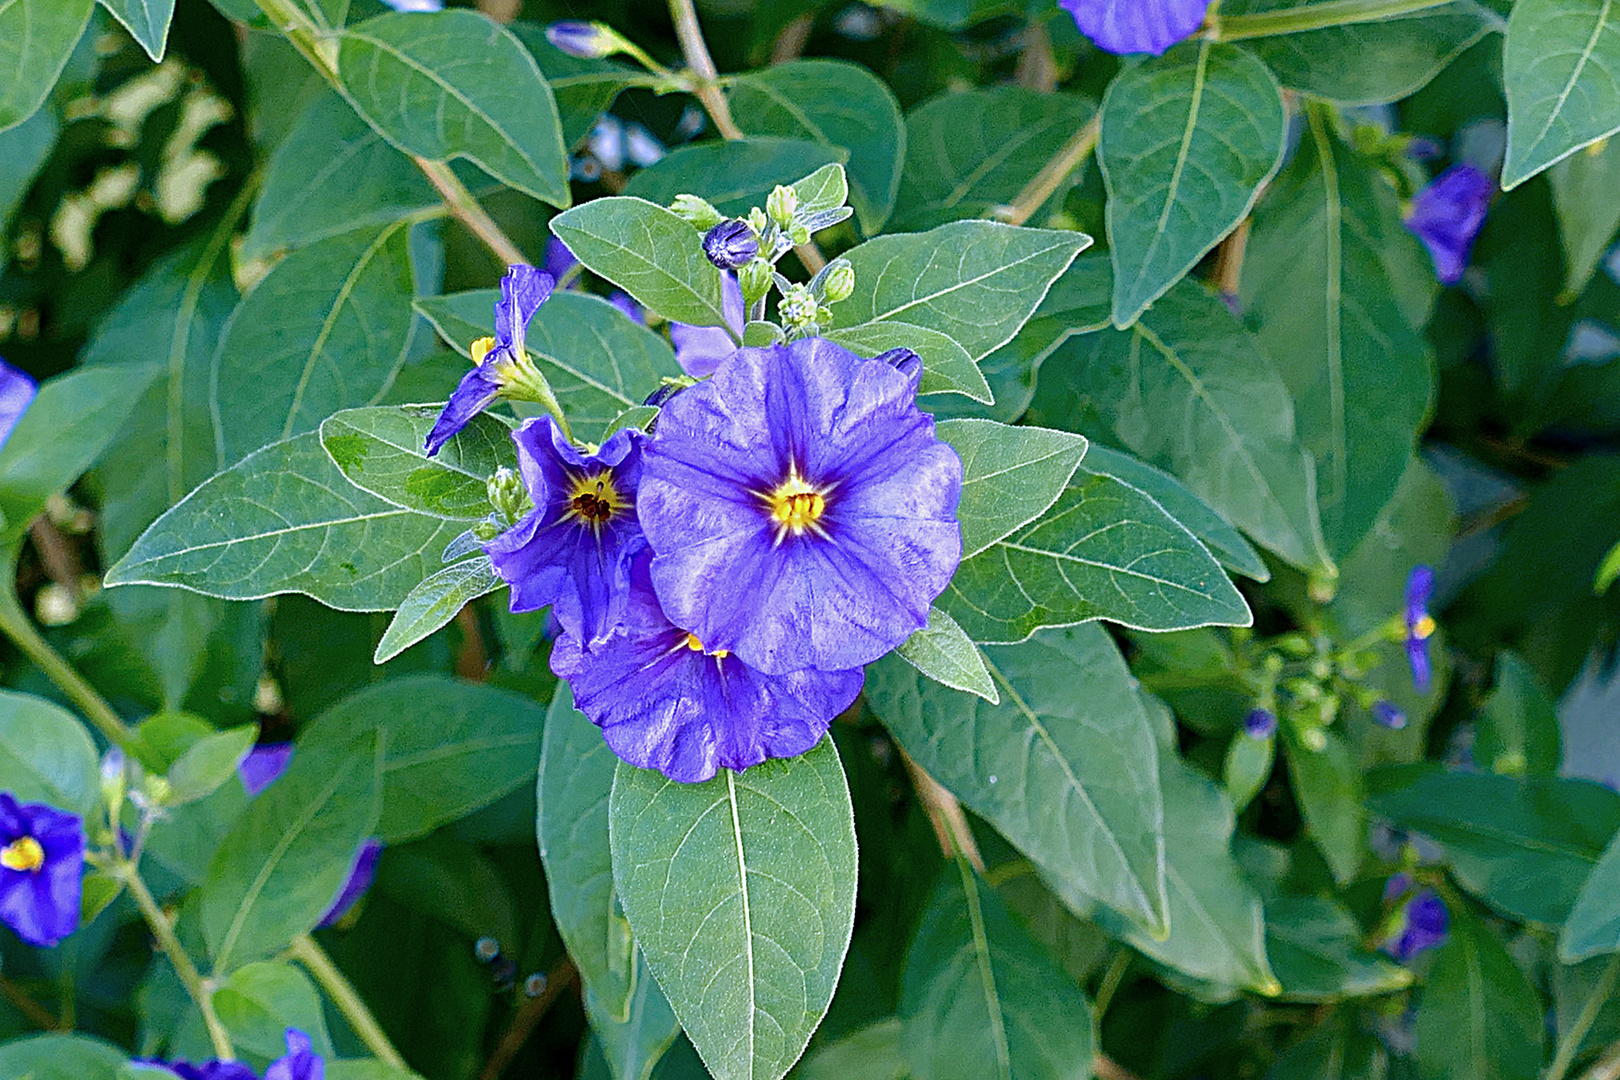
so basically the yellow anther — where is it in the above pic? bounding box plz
[764,467,830,538]
[0,836,44,873]
[1412,614,1436,640]
[683,633,705,652]
[469,336,497,364]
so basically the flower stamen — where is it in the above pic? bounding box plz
[0,836,44,873]
[562,471,626,536]
[760,465,832,544]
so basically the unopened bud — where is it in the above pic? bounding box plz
[670,193,724,231]
[487,468,528,525]
[1244,708,1278,739]
[766,184,798,229]
[788,222,811,246]
[545,20,616,59]
[1371,701,1408,730]
[100,749,127,813]
[874,347,920,381]
[738,258,774,306]
[702,220,759,270]
[818,258,854,303]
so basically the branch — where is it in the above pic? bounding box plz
[478,958,578,1080]
[668,0,744,140]
[995,114,1101,227]
[290,934,408,1069]
[122,867,234,1060]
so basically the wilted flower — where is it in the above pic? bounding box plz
[545,20,615,59]
[1404,565,1436,691]
[319,839,382,928]
[485,417,647,646]
[702,220,759,270]
[1405,164,1492,285]
[669,272,744,379]
[0,792,83,947]
[0,357,36,452]
[552,554,863,782]
[1059,0,1211,55]
[1381,875,1449,961]
[639,337,963,675]
[1372,700,1408,730]
[1244,708,1278,739]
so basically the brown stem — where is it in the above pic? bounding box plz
[997,114,1101,227]
[415,159,528,268]
[1014,21,1057,93]
[1212,216,1253,300]
[899,748,984,871]
[771,13,814,64]
[28,517,83,601]
[478,958,579,1080]
[453,605,488,681]
[668,0,744,140]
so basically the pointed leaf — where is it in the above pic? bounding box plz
[373,557,501,663]
[214,961,333,1059]
[1562,826,1620,960]
[550,197,730,328]
[98,0,175,60]
[0,0,93,134]
[320,406,515,521]
[895,606,998,704]
[1266,897,1412,1001]
[166,724,259,807]
[620,138,844,220]
[1283,733,1364,885]
[1476,651,1563,776]
[1503,0,1620,188]
[1414,912,1544,1080]
[822,322,992,403]
[936,419,1088,558]
[1550,136,1620,294]
[0,690,99,818]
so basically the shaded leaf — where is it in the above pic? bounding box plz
[550,197,730,328]
[1562,825,1620,961]
[98,0,175,61]
[320,406,514,521]
[0,1035,124,1080]
[1502,0,1620,188]
[895,606,998,704]
[0,0,93,134]
[1549,136,1620,294]
[1476,651,1563,776]
[936,419,1088,558]
[621,138,843,219]
[1266,895,1411,1001]
[1413,912,1544,1080]
[1283,733,1364,885]
[511,22,641,147]
[0,689,99,818]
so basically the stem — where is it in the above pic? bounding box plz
[0,974,59,1031]
[1091,949,1131,1019]
[289,934,407,1069]
[477,957,578,1080]
[899,748,984,871]
[996,114,1101,227]
[0,553,133,750]
[1550,952,1620,1080]
[121,866,233,1060]
[1216,0,1454,39]
[667,0,744,140]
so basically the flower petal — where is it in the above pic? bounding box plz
[1059,0,1211,55]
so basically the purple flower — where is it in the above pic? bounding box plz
[1244,708,1277,739]
[265,1029,323,1080]
[1405,165,1492,285]
[669,273,744,379]
[319,838,382,928]
[381,0,441,9]
[0,358,36,452]
[875,347,921,381]
[543,236,579,284]
[1060,0,1211,55]
[0,793,82,947]
[1404,565,1436,691]
[136,1060,257,1080]
[702,220,759,270]
[1381,876,1449,961]
[609,291,643,324]
[639,337,963,676]
[425,264,555,458]
[239,743,293,797]
[552,554,863,782]
[485,416,647,645]
[1372,700,1408,730]
[546,20,613,58]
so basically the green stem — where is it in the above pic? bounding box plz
[667,0,744,140]
[996,114,1101,227]
[1216,0,1455,39]
[120,865,233,1060]
[289,934,407,1069]
[1091,949,1132,1020]
[0,553,133,751]
[1549,952,1620,1080]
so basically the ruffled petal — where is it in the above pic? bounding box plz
[1060,0,1210,55]
[493,264,555,357]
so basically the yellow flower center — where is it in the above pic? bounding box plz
[682,632,729,659]
[762,466,831,542]
[0,836,44,873]
[564,471,625,534]
[469,336,497,364]
[1412,614,1436,640]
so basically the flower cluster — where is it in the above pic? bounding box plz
[142,1028,321,1080]
[437,285,963,782]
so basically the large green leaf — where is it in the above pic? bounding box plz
[200,735,382,972]
[1368,766,1620,927]
[1502,0,1620,188]
[104,432,466,612]
[1413,912,1544,1080]
[1562,826,1620,961]
[867,625,1169,935]
[938,472,1251,643]
[320,406,514,521]
[300,675,543,843]
[891,87,1096,231]
[550,197,730,328]
[837,221,1091,362]
[414,289,681,433]
[0,689,99,818]
[0,1035,124,1080]
[0,0,93,133]
[935,419,1088,558]
[620,138,843,220]
[821,321,992,404]
[900,861,1095,1080]
[214,222,416,465]
[1100,40,1286,327]
[729,59,904,234]
[1283,734,1364,885]
[336,9,569,206]
[608,737,857,1080]
[1550,136,1620,294]
[1265,895,1412,1002]
[895,606,998,704]
[1033,278,1330,574]
[98,0,174,60]
[1242,112,1434,561]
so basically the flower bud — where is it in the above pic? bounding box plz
[1243,708,1277,739]
[545,20,616,59]
[100,749,127,814]
[874,347,920,380]
[487,467,528,525]
[818,259,855,303]
[702,220,759,270]
[1371,700,1408,729]
[669,194,724,231]
[766,184,798,229]
[738,257,774,306]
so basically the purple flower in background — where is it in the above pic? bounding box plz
[1244,708,1278,739]
[265,1030,323,1080]
[1059,0,1211,55]
[425,264,555,457]
[1381,875,1449,961]
[0,792,82,947]
[554,554,863,782]
[137,1060,257,1080]
[702,220,759,270]
[319,838,382,928]
[670,273,744,379]
[0,358,36,452]
[381,0,441,9]
[485,416,647,646]
[639,337,962,676]
[543,236,579,284]
[546,20,614,58]
[239,743,293,796]
[1404,565,1437,691]
[1405,164,1493,285]
[1372,700,1408,730]
[608,291,643,324]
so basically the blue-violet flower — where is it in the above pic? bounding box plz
[319,838,382,928]
[239,743,293,797]
[265,1029,323,1080]
[1244,708,1278,739]
[1372,700,1408,730]
[1405,164,1492,285]
[669,272,744,379]
[702,220,759,270]
[639,337,963,675]
[1059,0,1211,55]
[1381,874,1449,961]
[136,1059,257,1080]
[546,20,614,59]
[1404,565,1436,691]
[0,792,82,947]
[0,357,36,452]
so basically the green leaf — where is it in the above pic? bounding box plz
[936,419,1088,558]
[0,689,99,817]
[1283,733,1364,885]
[590,950,682,1080]
[1413,912,1544,1080]
[104,432,466,611]
[1562,827,1620,961]
[729,59,905,234]
[242,91,437,261]
[0,0,93,134]
[1033,278,1330,574]
[214,222,416,466]
[0,1035,124,1080]
[510,22,640,148]
[414,289,681,433]
[166,723,259,807]
[1100,40,1286,327]
[0,364,161,544]
[939,471,1251,643]
[336,9,569,206]
[301,674,543,843]
[895,606,999,704]
[97,0,174,61]
[892,87,1096,231]
[214,960,333,1059]
[1268,896,1411,1001]
[1477,652,1563,776]
[200,734,382,972]
[796,1019,906,1080]
[1502,0,1620,188]
[900,861,1095,1080]
[1224,732,1273,812]
[320,406,513,521]
[550,197,730,328]
[866,625,1169,935]
[1079,444,1269,581]
[1368,766,1620,927]
[792,162,849,214]
[0,108,57,274]
[1550,136,1620,294]
[373,557,501,663]
[325,1065,429,1080]
[608,737,857,1080]
[837,221,1091,362]
[1241,110,1435,561]
[821,321,992,403]
[621,138,843,220]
